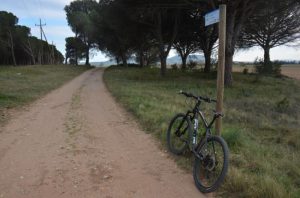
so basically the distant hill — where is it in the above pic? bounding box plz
[167,54,205,65]
[90,58,136,67]
[90,54,205,67]
[90,60,116,67]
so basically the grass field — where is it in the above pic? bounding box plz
[104,66,300,197]
[233,64,300,80]
[0,65,90,125]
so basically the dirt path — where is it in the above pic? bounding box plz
[0,69,206,198]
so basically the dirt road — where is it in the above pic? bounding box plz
[0,69,205,198]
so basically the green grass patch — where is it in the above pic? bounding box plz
[104,66,300,197]
[0,65,90,124]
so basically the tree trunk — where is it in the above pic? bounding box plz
[223,0,256,85]
[75,50,78,66]
[181,54,188,70]
[31,54,36,65]
[155,10,179,77]
[75,32,78,66]
[225,51,233,86]
[264,47,270,64]
[115,57,120,65]
[23,40,36,65]
[121,54,127,67]
[8,31,17,66]
[204,50,212,73]
[224,11,235,86]
[65,54,68,65]
[85,43,90,66]
[160,55,167,76]
[139,50,144,67]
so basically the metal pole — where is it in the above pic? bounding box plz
[215,4,226,135]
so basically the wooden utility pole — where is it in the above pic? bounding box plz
[215,4,226,135]
[35,18,46,64]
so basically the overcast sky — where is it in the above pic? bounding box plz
[2,0,299,62]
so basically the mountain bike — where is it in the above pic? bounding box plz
[166,91,229,193]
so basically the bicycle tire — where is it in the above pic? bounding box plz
[167,113,192,155]
[193,135,229,193]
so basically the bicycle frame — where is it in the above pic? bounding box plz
[183,100,219,154]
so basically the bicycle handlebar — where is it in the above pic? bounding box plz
[178,90,217,103]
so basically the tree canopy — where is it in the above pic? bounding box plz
[239,0,300,65]
[64,0,300,84]
[65,0,98,65]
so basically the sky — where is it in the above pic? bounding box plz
[1,0,299,62]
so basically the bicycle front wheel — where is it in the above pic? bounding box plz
[193,135,229,193]
[167,113,192,155]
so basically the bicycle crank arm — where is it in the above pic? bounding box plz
[192,149,204,160]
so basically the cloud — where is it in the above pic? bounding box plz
[44,0,74,7]
[1,0,72,19]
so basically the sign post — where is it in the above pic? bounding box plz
[205,4,226,135]
[215,4,226,135]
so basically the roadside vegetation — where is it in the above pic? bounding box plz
[64,0,300,86]
[104,66,300,197]
[0,65,90,125]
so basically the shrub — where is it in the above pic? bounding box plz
[187,61,197,70]
[171,64,178,70]
[243,68,249,74]
[127,63,140,67]
[255,58,282,76]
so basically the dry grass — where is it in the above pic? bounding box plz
[233,64,300,80]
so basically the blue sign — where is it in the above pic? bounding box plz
[205,9,220,26]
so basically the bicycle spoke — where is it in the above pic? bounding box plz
[167,114,191,154]
[194,138,225,189]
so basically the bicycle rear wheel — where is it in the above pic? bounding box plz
[193,135,229,193]
[167,113,192,155]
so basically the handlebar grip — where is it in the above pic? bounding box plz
[179,91,193,98]
[178,90,216,102]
